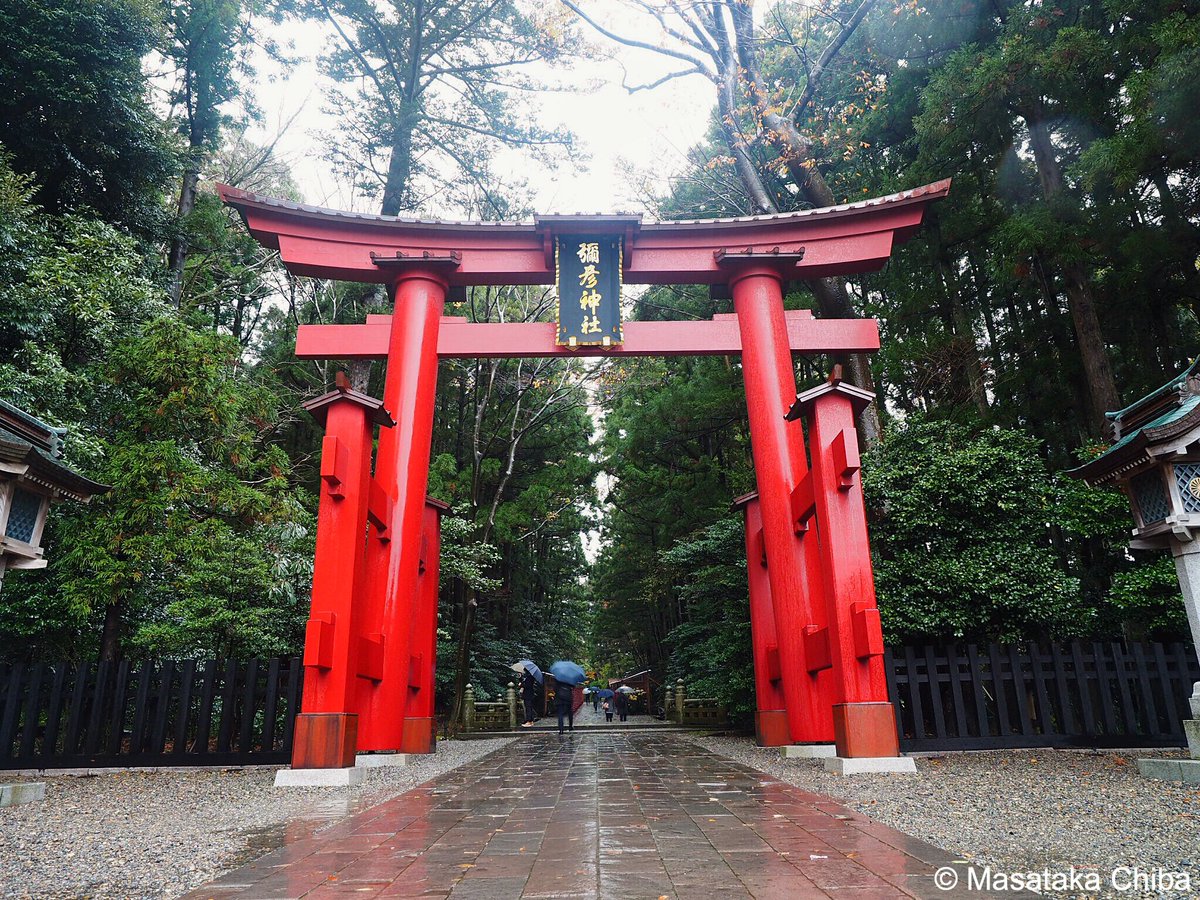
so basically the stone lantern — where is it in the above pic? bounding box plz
[1070,360,1200,780]
[0,399,107,588]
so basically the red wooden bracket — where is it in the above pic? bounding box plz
[357,633,385,682]
[418,533,428,574]
[408,652,423,690]
[803,625,832,673]
[765,645,782,682]
[753,527,767,567]
[303,613,335,670]
[832,428,860,491]
[367,479,393,540]
[851,602,884,658]
[791,472,816,533]
[319,435,349,499]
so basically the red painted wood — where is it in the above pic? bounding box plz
[355,270,447,752]
[398,500,442,754]
[799,381,890,707]
[832,702,900,758]
[755,710,791,748]
[291,712,358,769]
[220,181,949,285]
[735,495,790,747]
[300,394,378,718]
[295,311,880,360]
[731,265,834,743]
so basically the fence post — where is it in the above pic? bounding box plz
[675,679,685,724]
[463,684,475,733]
[507,682,518,729]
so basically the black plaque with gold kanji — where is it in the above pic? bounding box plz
[556,236,623,346]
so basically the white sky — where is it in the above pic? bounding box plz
[247,11,716,216]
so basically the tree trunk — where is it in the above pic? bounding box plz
[447,593,477,731]
[381,111,416,217]
[99,597,123,662]
[1023,104,1120,430]
[166,163,201,308]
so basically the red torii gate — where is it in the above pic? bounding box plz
[220,180,950,772]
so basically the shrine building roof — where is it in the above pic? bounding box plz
[0,399,109,500]
[1069,360,1200,486]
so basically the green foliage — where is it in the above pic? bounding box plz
[864,417,1090,642]
[660,518,754,726]
[303,0,576,215]
[1106,554,1189,639]
[47,317,313,659]
[0,153,314,661]
[0,0,175,228]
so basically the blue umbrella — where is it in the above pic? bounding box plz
[548,660,586,685]
[510,659,543,684]
[596,688,615,700]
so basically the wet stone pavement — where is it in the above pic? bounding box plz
[183,733,1007,900]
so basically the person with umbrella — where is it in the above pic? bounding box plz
[511,660,542,727]
[548,661,585,735]
[614,685,630,722]
[595,688,615,722]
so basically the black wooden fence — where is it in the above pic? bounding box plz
[887,641,1199,752]
[0,657,302,770]
[3,643,1197,767]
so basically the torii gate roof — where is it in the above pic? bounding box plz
[217,180,951,286]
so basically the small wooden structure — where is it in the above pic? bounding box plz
[0,399,106,587]
[1070,360,1200,662]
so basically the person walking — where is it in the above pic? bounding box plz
[615,689,628,722]
[554,678,575,735]
[520,670,540,727]
[603,698,613,722]
[592,689,599,712]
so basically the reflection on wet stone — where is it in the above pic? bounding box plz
[180,732,1030,899]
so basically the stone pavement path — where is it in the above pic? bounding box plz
[182,733,998,899]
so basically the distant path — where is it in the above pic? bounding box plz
[183,733,1015,899]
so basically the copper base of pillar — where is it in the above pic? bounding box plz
[832,702,899,758]
[398,717,437,754]
[292,712,358,769]
[755,710,790,747]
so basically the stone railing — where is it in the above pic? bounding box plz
[662,679,728,727]
[461,683,520,732]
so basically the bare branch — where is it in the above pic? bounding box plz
[793,0,877,120]
[559,0,713,74]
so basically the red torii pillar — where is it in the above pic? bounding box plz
[400,497,449,753]
[733,493,790,747]
[788,371,906,768]
[355,260,455,753]
[724,256,835,744]
[292,375,393,769]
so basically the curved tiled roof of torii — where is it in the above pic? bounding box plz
[216,179,952,233]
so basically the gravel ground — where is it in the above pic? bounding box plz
[0,738,512,900]
[688,735,1200,900]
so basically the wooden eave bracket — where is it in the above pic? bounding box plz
[370,250,462,271]
[357,633,385,681]
[368,479,393,539]
[319,435,349,499]
[803,625,832,673]
[832,428,861,490]
[791,473,816,533]
[303,612,335,669]
[851,602,885,658]
[713,246,806,265]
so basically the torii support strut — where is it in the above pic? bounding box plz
[219,180,950,765]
